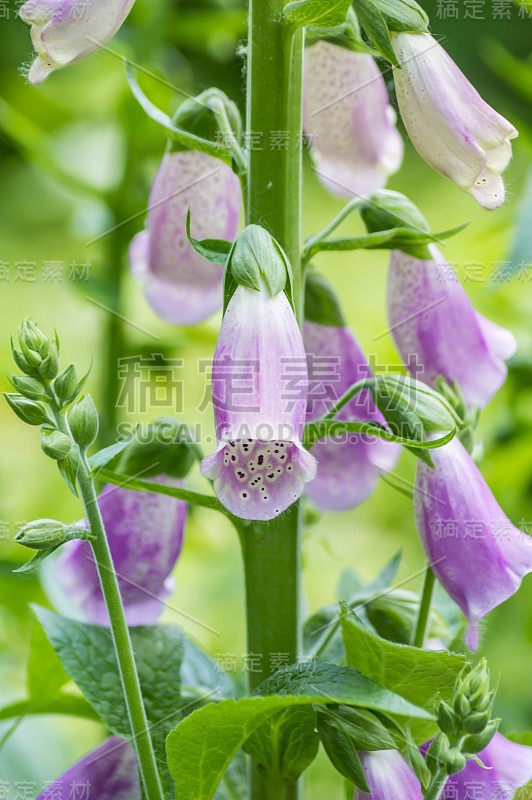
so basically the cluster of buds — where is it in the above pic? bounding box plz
[426,659,498,780]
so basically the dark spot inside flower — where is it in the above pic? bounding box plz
[242,493,248,498]
[258,455,264,466]
[237,471,245,479]
[231,455,236,462]
[268,473,274,479]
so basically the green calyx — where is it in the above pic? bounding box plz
[15,519,92,550]
[228,224,290,297]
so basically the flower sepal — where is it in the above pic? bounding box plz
[227,224,292,301]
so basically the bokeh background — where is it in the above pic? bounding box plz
[0,0,531,796]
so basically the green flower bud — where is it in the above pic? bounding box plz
[68,395,98,447]
[53,364,78,406]
[4,393,51,426]
[453,693,471,718]
[462,710,490,735]
[437,701,461,738]
[38,348,60,380]
[19,337,43,370]
[360,190,430,235]
[15,519,92,550]
[20,319,47,352]
[462,719,500,755]
[11,375,46,401]
[425,732,449,774]
[438,748,467,776]
[41,430,73,460]
[229,225,289,297]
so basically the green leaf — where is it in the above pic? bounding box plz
[0,694,101,723]
[282,0,352,28]
[88,429,138,475]
[316,710,370,791]
[304,269,346,328]
[186,209,233,266]
[98,469,232,517]
[117,417,199,480]
[255,663,432,720]
[33,608,186,790]
[352,0,398,64]
[27,621,70,701]
[126,63,232,164]
[341,614,468,741]
[303,418,456,454]
[371,0,429,32]
[167,663,430,799]
[243,706,320,782]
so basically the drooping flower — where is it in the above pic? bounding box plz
[304,320,400,511]
[129,150,242,326]
[57,477,187,625]
[303,41,403,197]
[353,749,423,799]
[421,732,532,800]
[36,736,141,800]
[201,284,317,521]
[20,0,136,85]
[388,245,516,409]
[391,32,518,210]
[414,435,532,649]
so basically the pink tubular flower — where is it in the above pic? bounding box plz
[388,245,516,408]
[354,749,423,799]
[414,436,532,649]
[129,150,242,325]
[303,41,403,197]
[392,32,518,210]
[57,477,186,625]
[201,284,317,521]
[20,0,136,85]
[304,321,400,511]
[36,736,141,800]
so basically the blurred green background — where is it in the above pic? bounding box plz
[0,0,531,796]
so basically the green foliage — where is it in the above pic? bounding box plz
[243,706,320,782]
[340,613,468,740]
[282,0,353,29]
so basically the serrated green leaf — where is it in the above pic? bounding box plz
[243,705,320,782]
[282,0,352,28]
[33,607,187,793]
[341,614,468,741]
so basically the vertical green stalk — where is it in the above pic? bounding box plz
[243,3,305,799]
[76,456,165,800]
[412,563,436,648]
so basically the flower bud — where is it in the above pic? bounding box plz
[4,393,52,426]
[41,430,73,461]
[360,190,430,236]
[463,710,490,735]
[453,693,471,718]
[68,395,99,447]
[437,701,461,738]
[15,519,91,550]
[173,88,242,146]
[11,375,46,401]
[462,719,500,755]
[39,348,60,380]
[229,225,289,297]
[438,747,467,775]
[53,364,78,407]
[424,732,449,774]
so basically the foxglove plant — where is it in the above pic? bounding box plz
[129,150,242,325]
[388,245,516,408]
[414,435,532,649]
[20,0,136,85]
[5,0,529,799]
[391,32,518,210]
[303,41,403,197]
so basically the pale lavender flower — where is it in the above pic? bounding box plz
[304,321,400,511]
[201,285,317,521]
[303,41,403,197]
[20,0,136,85]
[388,245,516,408]
[414,436,532,649]
[392,32,518,210]
[421,732,532,800]
[36,736,140,800]
[129,150,242,326]
[353,749,423,799]
[57,477,186,625]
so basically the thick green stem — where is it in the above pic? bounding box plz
[244,3,305,799]
[412,564,436,648]
[77,457,164,800]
